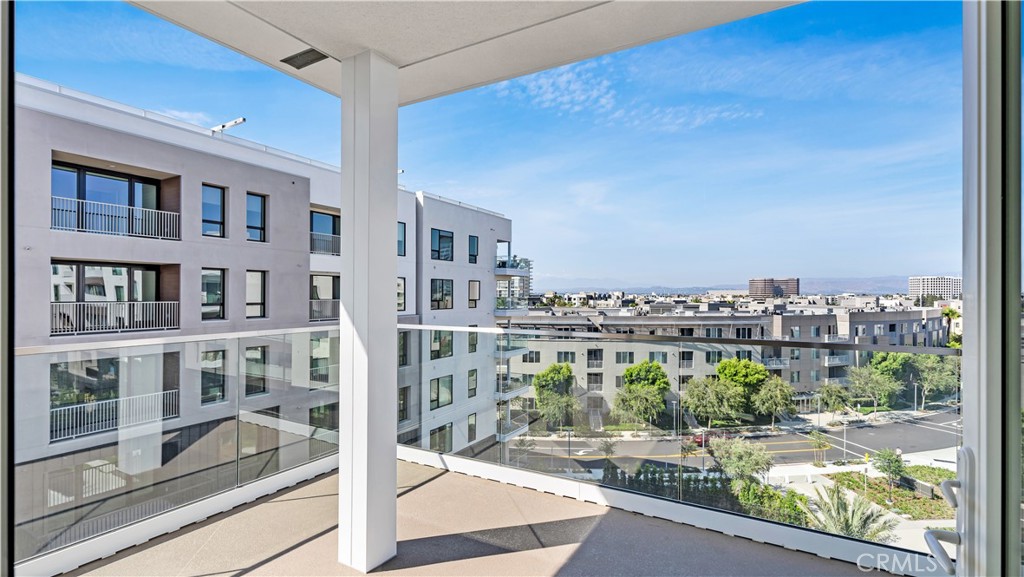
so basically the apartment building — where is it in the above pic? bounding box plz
[908,275,963,300]
[509,304,947,415]
[11,75,519,561]
[748,277,800,298]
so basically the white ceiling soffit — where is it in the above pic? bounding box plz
[132,1,797,106]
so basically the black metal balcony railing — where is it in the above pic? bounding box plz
[51,197,181,240]
[309,299,340,321]
[309,232,341,255]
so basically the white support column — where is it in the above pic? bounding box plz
[962,2,1020,575]
[338,50,398,573]
[1,1,10,572]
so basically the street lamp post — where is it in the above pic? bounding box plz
[817,394,821,427]
[912,376,918,412]
[671,400,678,438]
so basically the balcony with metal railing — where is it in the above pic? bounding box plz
[495,255,531,277]
[825,334,849,343]
[823,354,851,367]
[49,389,179,442]
[51,197,181,240]
[309,232,341,255]
[50,301,179,335]
[762,357,790,369]
[309,299,340,321]
[495,296,529,316]
[496,373,532,401]
[496,411,530,442]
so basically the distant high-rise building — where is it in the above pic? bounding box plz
[749,277,800,298]
[908,276,962,300]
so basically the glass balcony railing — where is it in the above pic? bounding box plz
[13,327,340,563]
[495,296,529,311]
[495,256,530,271]
[399,325,962,558]
[51,197,181,240]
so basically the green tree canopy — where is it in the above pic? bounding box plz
[622,359,671,394]
[681,377,744,431]
[533,362,574,396]
[911,354,960,408]
[848,365,903,416]
[751,375,796,428]
[873,448,906,500]
[869,352,913,383]
[804,483,898,543]
[708,437,774,487]
[716,358,770,408]
[613,360,672,427]
[536,390,581,430]
[816,382,851,421]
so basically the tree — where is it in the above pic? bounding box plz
[751,376,795,429]
[613,360,671,427]
[873,448,906,502]
[869,352,913,383]
[598,439,619,484]
[804,483,898,543]
[941,306,961,342]
[848,366,903,416]
[708,437,774,489]
[817,382,851,421]
[808,430,832,464]
[716,358,770,410]
[511,437,536,466]
[680,377,745,433]
[536,389,581,432]
[911,355,960,409]
[533,362,574,396]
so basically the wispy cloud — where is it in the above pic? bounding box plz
[493,60,616,115]
[156,109,212,126]
[604,103,762,133]
[16,3,262,72]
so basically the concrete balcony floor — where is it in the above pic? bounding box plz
[68,461,866,577]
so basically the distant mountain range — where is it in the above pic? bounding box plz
[536,275,927,296]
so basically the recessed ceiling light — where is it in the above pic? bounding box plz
[281,48,328,70]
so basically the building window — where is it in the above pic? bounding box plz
[468,235,479,264]
[587,349,603,369]
[398,387,409,421]
[680,328,694,337]
[522,351,541,363]
[200,350,226,404]
[468,280,480,308]
[811,370,820,382]
[889,323,897,333]
[431,228,454,261]
[704,327,723,338]
[397,277,406,311]
[245,346,268,396]
[246,193,266,242]
[468,413,477,443]
[811,326,821,337]
[309,402,339,430]
[587,373,603,392]
[875,324,885,336]
[680,351,694,368]
[615,351,633,364]
[397,221,406,256]
[430,330,453,360]
[811,349,821,359]
[789,327,801,338]
[790,348,800,360]
[615,375,624,388]
[202,184,225,237]
[201,269,225,320]
[790,371,800,384]
[736,350,752,361]
[430,278,453,310]
[468,329,478,354]
[705,351,723,364]
[246,271,266,318]
[558,351,577,363]
[430,375,453,410]
[310,274,340,300]
[468,369,478,398]
[398,331,409,367]
[735,327,752,339]
[649,351,668,364]
[429,422,453,452]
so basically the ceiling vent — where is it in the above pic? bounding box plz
[281,48,329,70]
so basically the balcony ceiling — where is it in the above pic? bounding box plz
[131,1,796,105]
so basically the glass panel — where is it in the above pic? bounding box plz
[246,194,265,242]
[311,211,337,235]
[201,185,224,237]
[133,181,158,210]
[84,172,129,206]
[397,221,406,256]
[201,269,224,320]
[50,166,77,199]
[310,275,339,300]
[50,264,76,302]
[246,271,265,318]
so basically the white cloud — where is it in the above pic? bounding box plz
[493,60,616,115]
[156,109,212,126]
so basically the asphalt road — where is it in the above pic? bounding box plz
[525,410,961,471]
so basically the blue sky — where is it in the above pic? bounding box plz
[15,1,963,291]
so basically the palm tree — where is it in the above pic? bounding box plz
[803,483,898,544]
[941,306,961,342]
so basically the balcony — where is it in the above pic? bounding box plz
[50,301,179,335]
[496,373,532,401]
[309,232,341,256]
[309,299,340,321]
[494,296,529,316]
[51,197,180,240]
[762,357,790,369]
[496,411,529,442]
[823,377,850,387]
[823,354,851,367]
[50,390,179,442]
[495,255,531,277]
[494,334,529,359]
[825,334,849,343]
